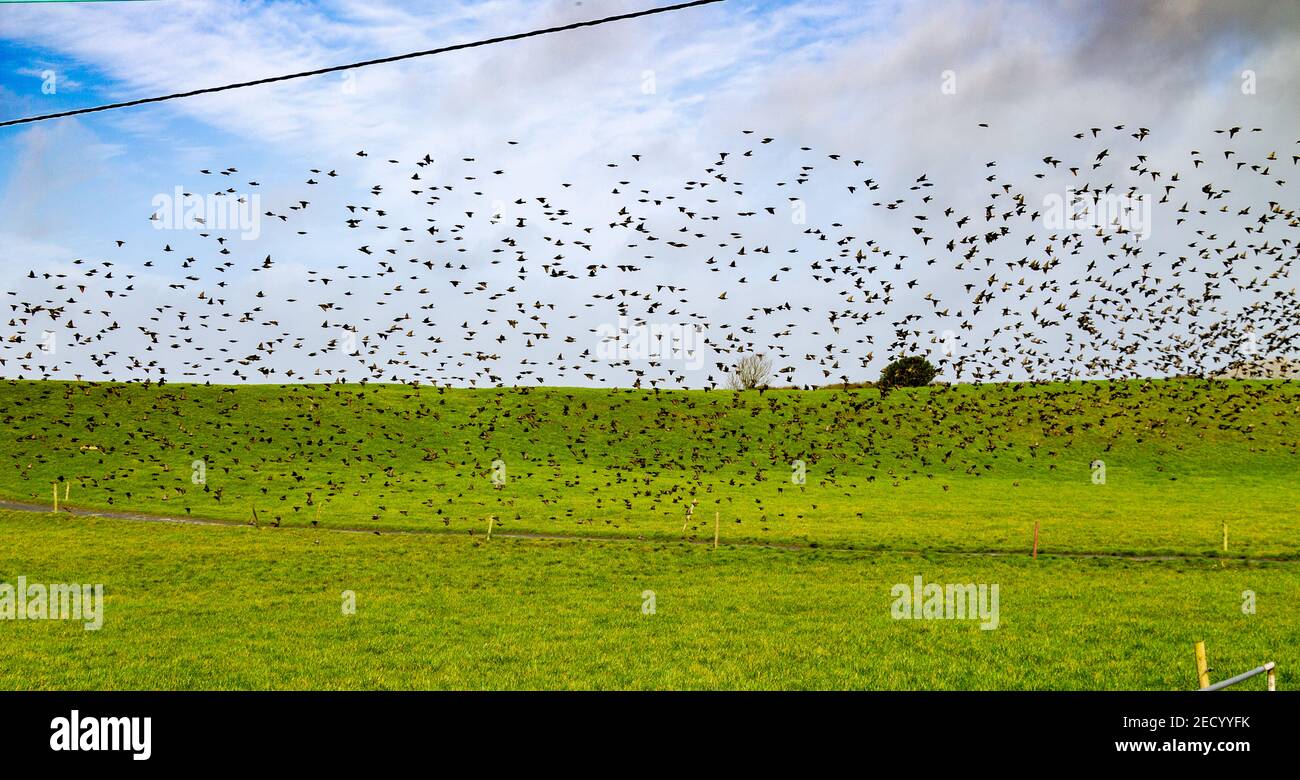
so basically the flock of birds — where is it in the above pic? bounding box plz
[0,123,1296,527]
[3,124,1298,390]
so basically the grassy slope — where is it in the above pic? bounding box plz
[1,378,1295,689]
[0,512,1293,690]
[0,378,1295,557]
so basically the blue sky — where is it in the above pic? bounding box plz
[0,1,832,256]
[0,0,1296,385]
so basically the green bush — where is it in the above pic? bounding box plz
[878,356,937,394]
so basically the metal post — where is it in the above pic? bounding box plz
[1200,662,1275,691]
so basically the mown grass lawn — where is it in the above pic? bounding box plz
[0,512,1294,690]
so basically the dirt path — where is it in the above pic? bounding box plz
[0,497,1291,563]
[0,498,242,527]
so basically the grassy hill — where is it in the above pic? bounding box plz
[1,377,1296,689]
[0,378,1296,557]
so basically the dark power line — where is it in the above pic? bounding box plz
[0,0,723,129]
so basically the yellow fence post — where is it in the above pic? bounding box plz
[1222,521,1228,553]
[487,514,494,541]
[713,511,719,550]
[1195,641,1211,689]
[1266,662,1276,692]
[52,482,58,513]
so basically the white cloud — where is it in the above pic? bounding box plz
[0,0,1296,385]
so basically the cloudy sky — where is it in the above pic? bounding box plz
[0,0,1296,386]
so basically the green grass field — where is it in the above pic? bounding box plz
[0,512,1294,689]
[0,378,1295,689]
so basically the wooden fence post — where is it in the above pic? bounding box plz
[1195,641,1211,689]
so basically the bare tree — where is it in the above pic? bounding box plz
[727,353,773,390]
